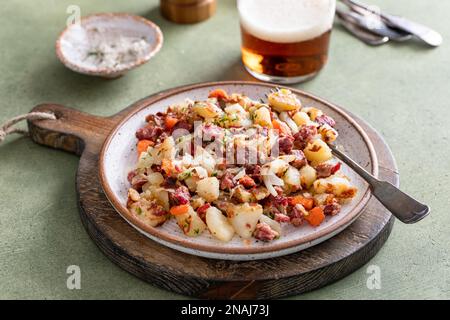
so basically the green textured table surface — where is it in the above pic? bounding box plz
[0,0,449,299]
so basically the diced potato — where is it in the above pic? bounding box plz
[225,103,247,115]
[234,135,258,162]
[259,214,282,235]
[150,136,176,164]
[283,166,301,187]
[313,176,358,198]
[268,89,302,112]
[228,93,253,109]
[196,177,220,202]
[252,187,270,201]
[236,116,253,128]
[185,176,200,192]
[292,111,312,127]
[192,166,209,179]
[130,200,167,227]
[193,101,223,119]
[206,206,235,242]
[299,165,317,189]
[137,151,154,169]
[143,186,170,210]
[232,186,254,203]
[194,149,216,174]
[190,195,206,209]
[147,172,164,186]
[304,139,332,165]
[226,113,252,128]
[176,206,207,237]
[180,153,194,167]
[278,154,296,163]
[253,106,272,128]
[141,182,152,193]
[265,158,289,176]
[302,107,323,121]
[161,136,176,159]
[178,166,207,182]
[175,135,193,155]
[227,203,263,239]
[128,188,140,202]
[313,193,330,206]
[155,190,170,211]
[318,124,338,143]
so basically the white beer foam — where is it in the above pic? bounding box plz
[238,0,336,44]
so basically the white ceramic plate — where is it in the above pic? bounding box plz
[100,82,378,260]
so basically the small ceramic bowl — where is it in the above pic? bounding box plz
[56,13,163,78]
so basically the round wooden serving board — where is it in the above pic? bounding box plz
[27,82,398,299]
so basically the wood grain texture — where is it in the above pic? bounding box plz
[27,85,398,299]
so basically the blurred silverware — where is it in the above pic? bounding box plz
[329,144,430,224]
[336,7,389,45]
[337,5,411,41]
[342,0,442,47]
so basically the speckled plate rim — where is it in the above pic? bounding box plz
[99,81,378,259]
[56,13,163,76]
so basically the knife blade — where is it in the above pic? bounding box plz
[382,14,443,47]
[343,0,442,47]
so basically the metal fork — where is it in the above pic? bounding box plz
[341,0,442,47]
[336,7,389,46]
[329,144,430,224]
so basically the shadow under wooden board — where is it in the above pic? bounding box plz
[27,82,397,299]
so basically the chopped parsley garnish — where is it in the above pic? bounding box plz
[215,114,229,125]
[178,170,193,180]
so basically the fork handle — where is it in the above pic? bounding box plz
[330,145,430,224]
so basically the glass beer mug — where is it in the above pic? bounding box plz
[238,0,336,84]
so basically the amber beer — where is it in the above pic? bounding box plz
[238,0,336,83]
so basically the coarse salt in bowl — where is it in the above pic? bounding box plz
[56,13,163,78]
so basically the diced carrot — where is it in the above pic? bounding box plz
[272,119,291,135]
[272,119,282,130]
[161,159,173,175]
[208,89,229,100]
[165,116,179,130]
[290,196,314,210]
[170,204,190,216]
[137,139,154,156]
[305,207,325,227]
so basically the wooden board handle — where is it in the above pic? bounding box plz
[28,104,117,156]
